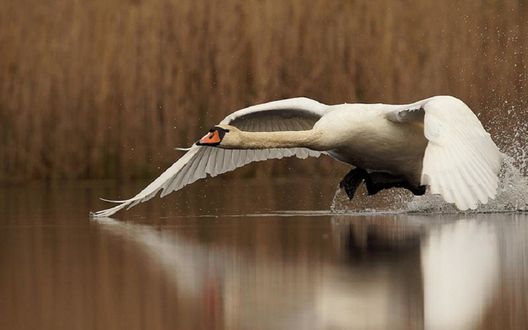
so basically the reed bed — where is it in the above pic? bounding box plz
[0,0,527,181]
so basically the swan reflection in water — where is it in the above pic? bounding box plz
[328,216,499,330]
[422,220,499,330]
[92,214,506,330]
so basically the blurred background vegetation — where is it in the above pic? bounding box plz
[1,0,527,182]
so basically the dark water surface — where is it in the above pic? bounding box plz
[0,178,527,330]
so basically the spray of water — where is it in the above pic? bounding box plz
[407,155,528,213]
[330,154,528,214]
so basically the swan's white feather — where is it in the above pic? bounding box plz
[91,97,327,218]
[174,146,193,151]
[386,96,502,210]
[220,97,327,126]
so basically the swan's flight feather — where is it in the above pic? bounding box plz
[174,146,193,151]
[385,96,502,210]
[221,97,327,130]
[91,98,327,218]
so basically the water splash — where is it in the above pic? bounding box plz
[330,182,414,214]
[330,155,528,214]
[407,155,528,213]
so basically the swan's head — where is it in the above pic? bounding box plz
[196,124,240,148]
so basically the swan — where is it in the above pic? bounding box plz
[91,95,502,217]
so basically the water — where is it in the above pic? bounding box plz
[0,178,527,330]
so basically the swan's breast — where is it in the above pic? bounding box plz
[314,107,428,181]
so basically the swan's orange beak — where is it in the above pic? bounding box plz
[197,126,230,146]
[199,130,221,145]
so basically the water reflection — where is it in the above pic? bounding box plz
[89,215,510,330]
[0,180,527,330]
[422,220,499,330]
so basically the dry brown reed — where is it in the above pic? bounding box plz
[1,0,527,181]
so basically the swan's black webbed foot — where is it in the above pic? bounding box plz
[339,168,369,200]
[365,172,426,196]
[410,185,427,196]
[340,169,427,199]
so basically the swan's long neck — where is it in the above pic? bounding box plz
[233,130,318,149]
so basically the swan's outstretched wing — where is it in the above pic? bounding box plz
[386,96,502,210]
[91,97,328,217]
[220,97,326,131]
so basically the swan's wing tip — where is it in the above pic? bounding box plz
[89,211,109,219]
[89,213,118,224]
[99,197,127,203]
[89,210,112,218]
[174,145,194,151]
[90,202,130,218]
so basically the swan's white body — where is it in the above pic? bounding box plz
[313,103,427,185]
[92,96,502,217]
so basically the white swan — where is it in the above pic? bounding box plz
[91,95,502,217]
